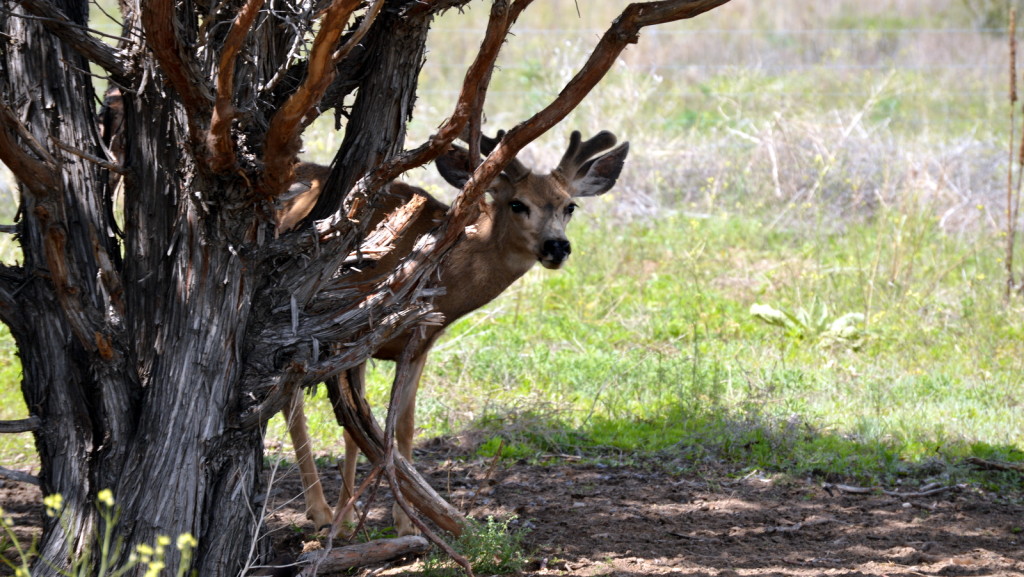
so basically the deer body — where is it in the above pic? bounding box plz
[284,132,628,536]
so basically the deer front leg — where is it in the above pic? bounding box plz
[392,352,429,537]
[286,388,334,530]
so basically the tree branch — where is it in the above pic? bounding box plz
[457,0,732,218]
[0,265,25,332]
[49,136,125,174]
[0,102,59,196]
[0,417,41,433]
[338,0,531,225]
[207,0,266,173]
[326,367,466,536]
[258,0,370,200]
[13,0,128,80]
[380,332,475,575]
[240,192,434,427]
[297,536,430,575]
[140,0,211,142]
[0,466,39,486]
[298,9,431,227]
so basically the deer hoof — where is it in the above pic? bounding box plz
[393,504,421,537]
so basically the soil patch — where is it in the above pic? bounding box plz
[3,451,1023,576]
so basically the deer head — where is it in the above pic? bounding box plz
[435,131,629,270]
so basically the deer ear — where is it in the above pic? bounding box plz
[435,145,474,189]
[571,142,629,198]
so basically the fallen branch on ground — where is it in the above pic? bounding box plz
[822,482,965,499]
[296,536,429,575]
[966,456,1024,472]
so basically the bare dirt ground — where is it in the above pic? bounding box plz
[3,445,1023,577]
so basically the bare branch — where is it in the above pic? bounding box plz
[0,265,25,331]
[0,466,39,486]
[12,0,128,79]
[140,0,211,140]
[966,456,1024,472]
[823,482,966,498]
[343,0,531,208]
[399,0,474,18]
[0,417,41,433]
[207,0,266,173]
[0,102,59,196]
[466,0,534,164]
[296,536,429,575]
[459,0,732,217]
[50,136,125,174]
[378,331,475,575]
[259,0,366,200]
[325,368,466,536]
[333,0,384,65]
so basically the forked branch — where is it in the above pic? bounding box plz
[140,0,211,142]
[260,0,383,200]
[382,332,475,575]
[207,0,266,172]
[334,0,530,233]
[457,0,732,217]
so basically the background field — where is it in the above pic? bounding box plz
[2,0,1023,491]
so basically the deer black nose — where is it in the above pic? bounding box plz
[543,239,572,262]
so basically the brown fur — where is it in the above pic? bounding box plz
[284,133,629,535]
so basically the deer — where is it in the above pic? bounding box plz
[281,130,629,537]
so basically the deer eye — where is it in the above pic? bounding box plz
[565,203,577,216]
[509,200,529,215]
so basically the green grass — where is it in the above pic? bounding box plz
[263,205,1023,490]
[0,325,31,464]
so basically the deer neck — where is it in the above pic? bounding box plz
[435,209,535,323]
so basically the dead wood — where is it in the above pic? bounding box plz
[260,0,368,200]
[296,536,429,575]
[823,482,965,498]
[139,0,211,143]
[763,516,841,534]
[966,456,1024,472]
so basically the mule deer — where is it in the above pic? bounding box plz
[283,131,629,536]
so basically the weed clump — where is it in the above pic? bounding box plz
[422,516,527,577]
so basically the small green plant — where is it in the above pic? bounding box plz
[423,516,528,577]
[1,505,32,577]
[1,490,198,577]
[750,300,866,350]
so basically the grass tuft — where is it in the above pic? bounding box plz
[422,516,527,577]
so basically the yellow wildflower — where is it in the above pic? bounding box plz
[97,489,115,508]
[177,533,198,550]
[143,561,166,577]
[43,494,63,517]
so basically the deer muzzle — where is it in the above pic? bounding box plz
[540,239,572,269]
